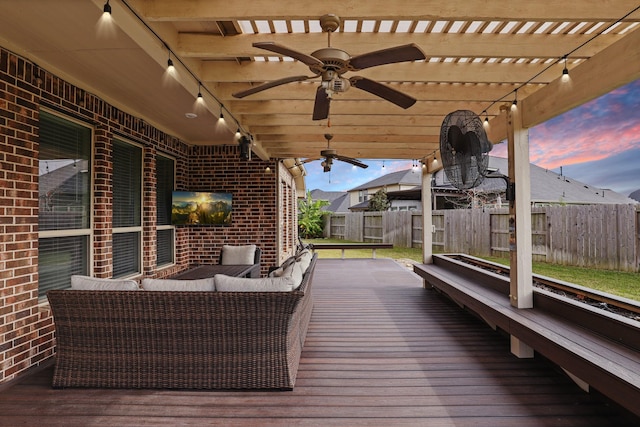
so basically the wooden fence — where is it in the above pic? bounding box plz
[324,204,640,272]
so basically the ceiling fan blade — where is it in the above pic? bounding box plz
[312,87,330,120]
[350,76,417,109]
[348,43,425,70]
[232,75,314,98]
[252,42,324,67]
[298,157,320,165]
[333,154,369,169]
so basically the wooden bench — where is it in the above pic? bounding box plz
[310,243,393,259]
[413,254,640,418]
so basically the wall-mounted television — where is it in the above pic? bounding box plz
[171,191,232,226]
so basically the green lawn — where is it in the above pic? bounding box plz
[304,238,640,301]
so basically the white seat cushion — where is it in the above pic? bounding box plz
[221,244,256,265]
[214,274,294,292]
[141,277,215,291]
[70,275,139,291]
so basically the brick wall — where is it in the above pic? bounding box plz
[185,145,279,276]
[0,46,295,384]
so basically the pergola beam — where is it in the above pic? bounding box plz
[139,0,640,22]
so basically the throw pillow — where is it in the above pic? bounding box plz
[70,275,139,291]
[296,249,313,272]
[141,277,215,291]
[221,244,256,265]
[214,274,294,292]
[268,256,297,278]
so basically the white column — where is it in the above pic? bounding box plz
[506,106,534,309]
[505,105,534,358]
[421,164,433,268]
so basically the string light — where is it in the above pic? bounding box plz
[167,51,174,72]
[106,2,250,139]
[561,55,570,82]
[511,90,518,110]
[197,83,204,102]
[479,6,639,120]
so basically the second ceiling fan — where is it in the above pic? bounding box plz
[298,134,368,173]
[232,14,426,120]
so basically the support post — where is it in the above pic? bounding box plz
[505,104,534,358]
[421,163,434,288]
[505,105,534,309]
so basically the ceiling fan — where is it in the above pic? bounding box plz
[299,134,368,172]
[232,14,426,120]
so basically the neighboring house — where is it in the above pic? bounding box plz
[347,157,637,211]
[347,168,422,212]
[629,189,640,203]
[309,189,350,213]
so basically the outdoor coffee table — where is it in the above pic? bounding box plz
[169,264,259,280]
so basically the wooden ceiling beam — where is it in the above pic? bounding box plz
[241,114,447,127]
[230,99,491,116]
[179,32,619,59]
[252,125,439,136]
[212,82,543,103]
[138,0,640,22]
[202,61,560,84]
[258,134,439,143]
[266,146,439,160]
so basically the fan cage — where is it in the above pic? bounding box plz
[439,110,492,190]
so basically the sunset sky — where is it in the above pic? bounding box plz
[304,79,640,196]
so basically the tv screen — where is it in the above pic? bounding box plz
[171,191,232,226]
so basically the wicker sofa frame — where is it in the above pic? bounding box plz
[47,254,317,390]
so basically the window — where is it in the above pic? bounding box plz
[358,189,369,203]
[38,110,92,295]
[112,140,142,277]
[156,154,175,266]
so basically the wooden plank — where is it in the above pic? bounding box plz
[413,258,640,418]
[5,259,635,426]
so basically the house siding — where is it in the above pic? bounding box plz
[0,46,291,384]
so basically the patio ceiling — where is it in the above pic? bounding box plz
[0,1,639,162]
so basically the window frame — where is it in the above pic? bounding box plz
[37,108,94,298]
[155,153,176,268]
[111,138,144,278]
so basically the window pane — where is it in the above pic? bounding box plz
[113,232,140,277]
[39,111,91,230]
[156,155,174,225]
[113,140,142,228]
[157,228,174,266]
[39,236,88,295]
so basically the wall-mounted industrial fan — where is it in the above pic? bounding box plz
[232,14,425,120]
[439,110,493,190]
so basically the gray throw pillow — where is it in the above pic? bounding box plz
[214,274,294,292]
[70,275,139,291]
[141,278,215,291]
[221,244,256,265]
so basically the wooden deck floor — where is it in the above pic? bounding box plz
[0,259,637,426]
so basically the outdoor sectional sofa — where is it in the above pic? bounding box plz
[47,252,317,390]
